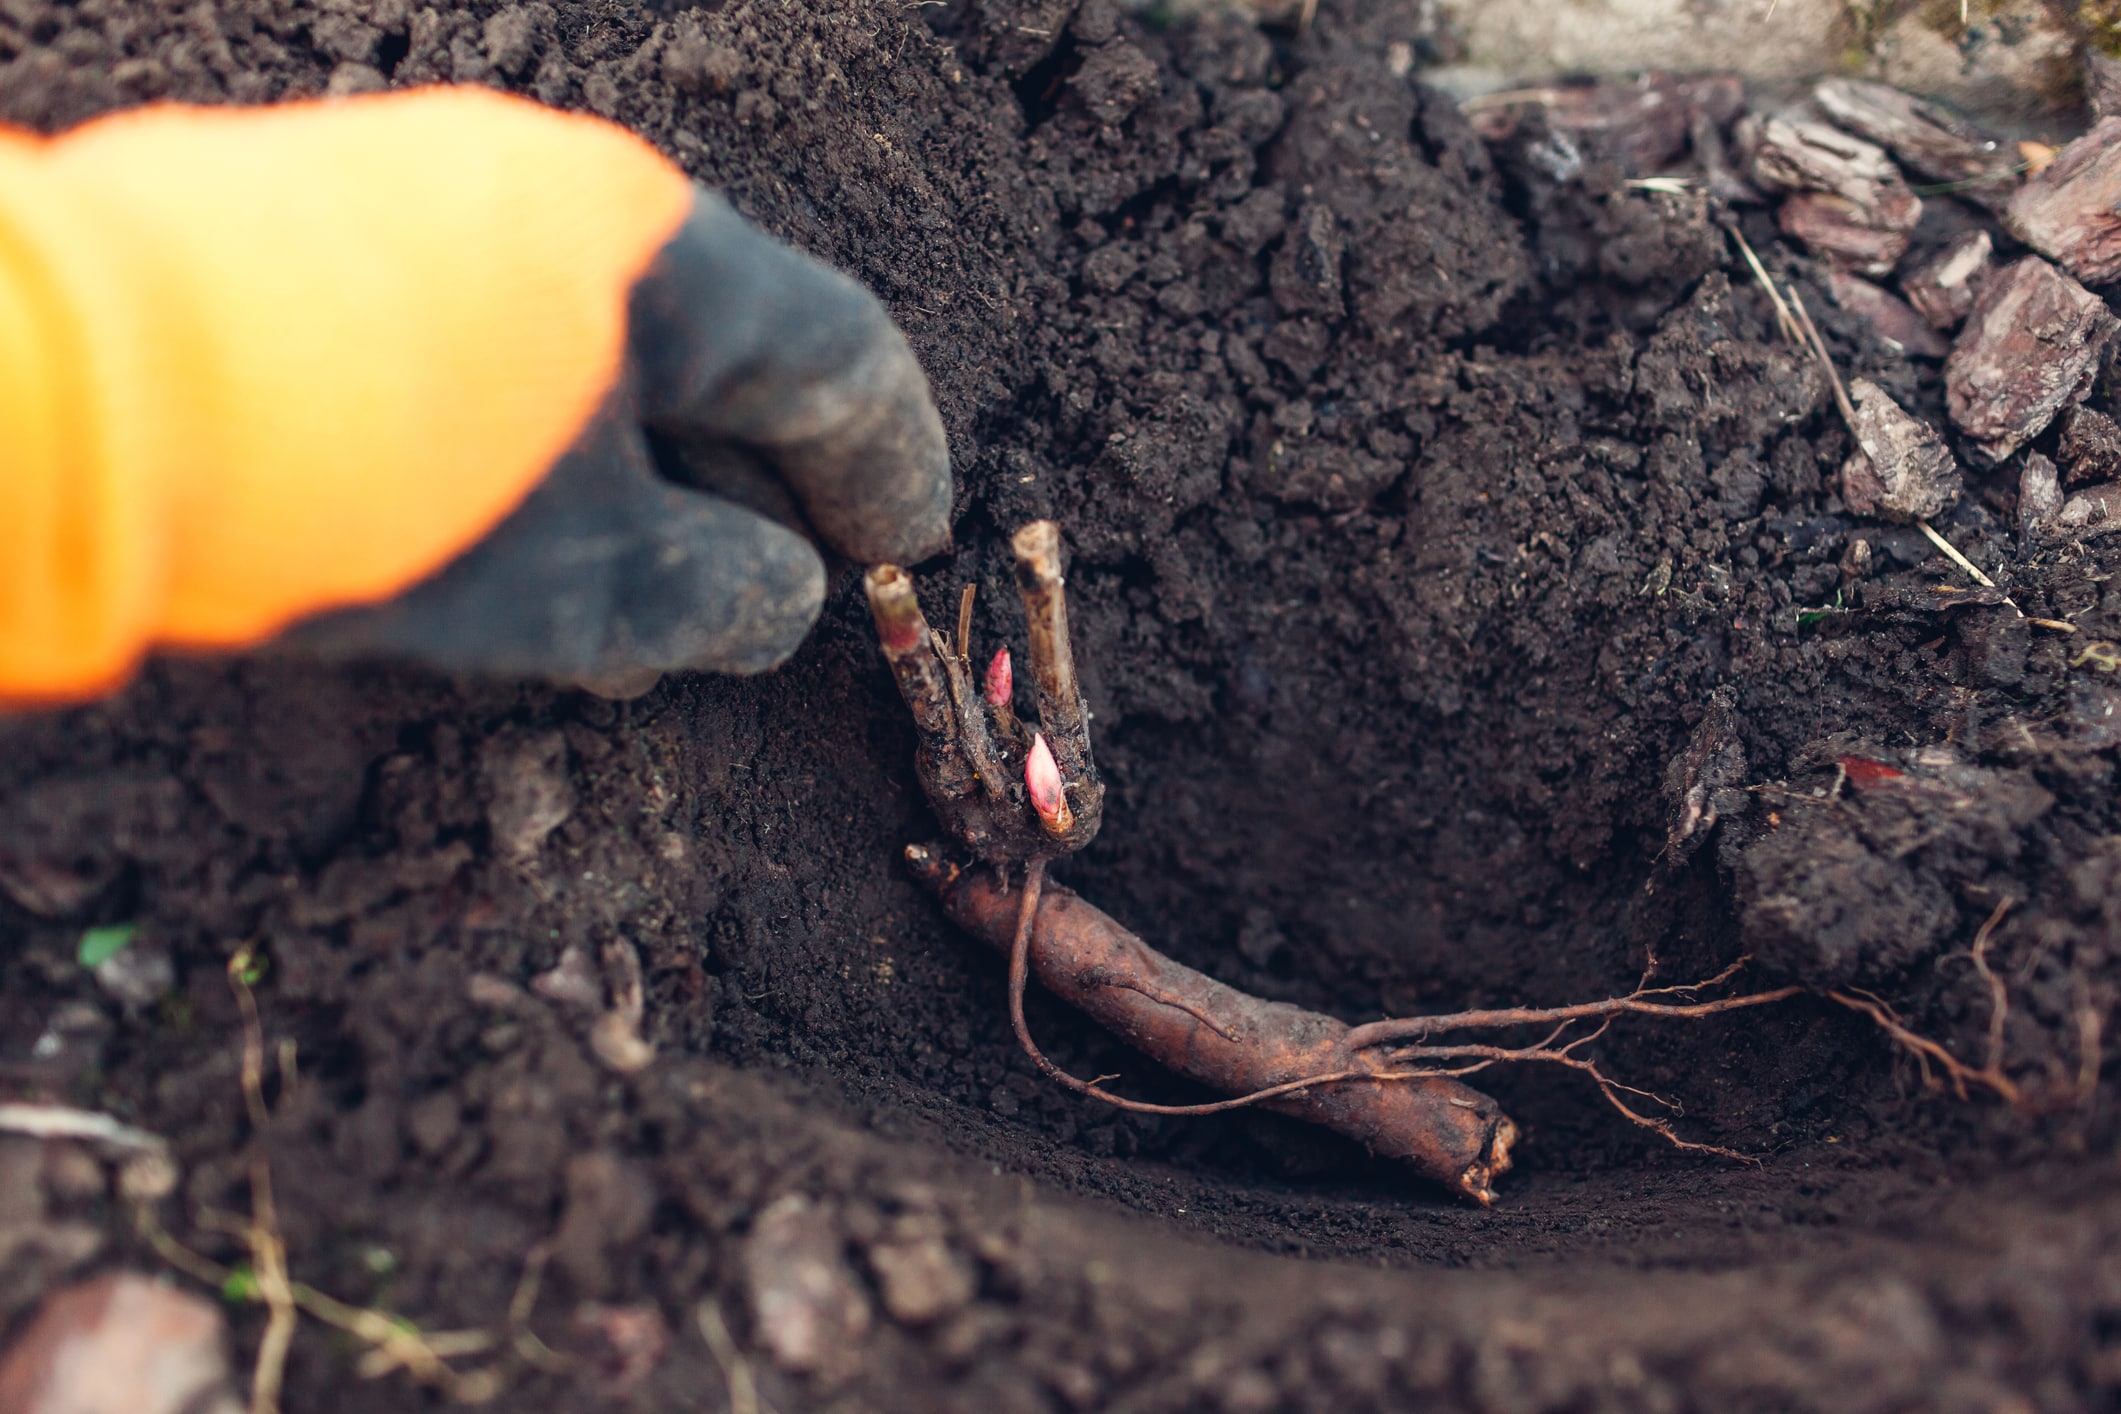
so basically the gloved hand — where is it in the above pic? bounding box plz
[0,87,950,705]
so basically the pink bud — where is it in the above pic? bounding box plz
[985,647,1014,709]
[1024,732,1074,836]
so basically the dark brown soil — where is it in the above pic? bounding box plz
[5,1,2121,1408]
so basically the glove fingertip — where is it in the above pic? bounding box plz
[668,514,827,676]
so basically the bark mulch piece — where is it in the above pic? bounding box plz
[1945,255,2119,464]
[2057,403,2121,485]
[1900,229,1992,332]
[1810,77,2017,207]
[1828,269,1949,358]
[2008,115,2121,285]
[1840,376,1961,519]
[1749,116,1922,273]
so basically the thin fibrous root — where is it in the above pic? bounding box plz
[1340,961,1802,1052]
[1828,987,2023,1107]
[914,852,1802,1190]
[1381,1022,1752,1163]
[1969,897,2013,1078]
[1821,897,2032,1109]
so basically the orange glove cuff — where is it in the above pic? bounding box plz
[0,87,693,702]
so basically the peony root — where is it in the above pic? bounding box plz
[871,520,1806,1202]
[908,847,1520,1201]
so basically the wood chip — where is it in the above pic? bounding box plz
[1945,257,2119,465]
[2007,116,2121,286]
[1839,378,1961,521]
[2089,50,2121,121]
[1900,230,1992,331]
[1751,119,1922,274]
[2056,404,2121,485]
[2020,451,2064,536]
[1810,78,2016,204]
[2058,481,2121,535]
[1777,193,1920,275]
[1827,269,1949,357]
[1463,72,1745,177]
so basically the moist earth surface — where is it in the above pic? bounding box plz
[4,0,2121,1409]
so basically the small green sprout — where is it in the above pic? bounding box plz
[77,923,139,970]
[222,1263,260,1303]
[1798,589,1847,629]
[229,945,268,987]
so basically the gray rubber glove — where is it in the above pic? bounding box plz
[286,189,952,695]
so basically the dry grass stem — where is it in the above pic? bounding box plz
[1729,227,1803,346]
[697,1300,771,1414]
[505,1240,571,1374]
[1916,518,1998,588]
[0,1102,166,1151]
[1787,285,1859,432]
[227,947,298,1414]
[132,943,542,1406]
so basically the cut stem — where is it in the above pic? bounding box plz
[955,583,977,664]
[1010,522,1102,849]
[1011,522,1090,781]
[865,566,954,744]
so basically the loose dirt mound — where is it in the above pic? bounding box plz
[4,0,2120,1408]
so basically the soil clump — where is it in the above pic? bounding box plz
[5,0,2121,1408]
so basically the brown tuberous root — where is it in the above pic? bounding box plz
[874,521,1816,1204]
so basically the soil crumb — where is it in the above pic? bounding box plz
[4,1,2121,1409]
